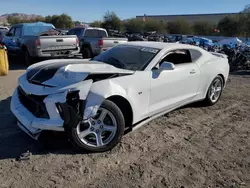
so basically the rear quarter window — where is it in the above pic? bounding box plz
[189,49,202,62]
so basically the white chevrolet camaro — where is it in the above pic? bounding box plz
[11,42,229,152]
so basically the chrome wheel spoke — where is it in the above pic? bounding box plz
[98,109,108,121]
[103,125,116,132]
[214,80,220,87]
[95,132,103,147]
[210,92,215,99]
[215,87,222,92]
[78,129,92,139]
[76,107,117,148]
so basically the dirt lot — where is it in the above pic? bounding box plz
[0,62,250,188]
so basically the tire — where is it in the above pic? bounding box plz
[70,100,125,152]
[204,76,224,106]
[82,48,92,59]
[23,49,33,67]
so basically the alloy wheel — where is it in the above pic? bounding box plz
[76,107,117,148]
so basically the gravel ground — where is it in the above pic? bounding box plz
[0,61,250,188]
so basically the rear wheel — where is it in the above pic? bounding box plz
[82,48,92,59]
[204,76,223,106]
[23,49,34,66]
[70,100,125,152]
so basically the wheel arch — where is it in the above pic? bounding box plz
[107,95,133,128]
[21,45,31,55]
[83,79,135,126]
[218,73,225,87]
[203,73,225,100]
[81,43,93,54]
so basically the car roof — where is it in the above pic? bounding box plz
[70,27,106,31]
[123,41,201,50]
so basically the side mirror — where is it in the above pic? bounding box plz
[159,62,175,71]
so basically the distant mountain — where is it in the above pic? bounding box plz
[0,13,43,24]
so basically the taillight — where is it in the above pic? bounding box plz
[35,39,41,48]
[98,39,103,47]
[76,38,79,47]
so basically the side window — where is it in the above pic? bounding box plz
[160,49,192,66]
[189,49,202,62]
[14,27,21,37]
[98,30,107,37]
[8,28,15,36]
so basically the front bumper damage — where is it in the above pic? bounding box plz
[11,60,135,140]
[11,81,96,140]
[11,88,66,139]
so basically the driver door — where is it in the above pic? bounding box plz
[3,27,15,54]
[149,49,201,116]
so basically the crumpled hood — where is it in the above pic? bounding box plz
[26,59,134,87]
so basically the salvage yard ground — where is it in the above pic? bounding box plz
[0,60,250,188]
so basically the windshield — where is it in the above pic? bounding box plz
[91,45,159,71]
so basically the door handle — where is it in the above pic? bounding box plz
[190,69,196,74]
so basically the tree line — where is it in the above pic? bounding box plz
[6,4,250,37]
[91,4,250,38]
[7,13,75,28]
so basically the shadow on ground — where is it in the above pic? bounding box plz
[8,57,27,71]
[0,95,204,160]
[0,96,85,161]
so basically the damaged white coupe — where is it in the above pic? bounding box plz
[11,42,230,152]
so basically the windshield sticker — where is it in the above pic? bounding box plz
[141,47,158,54]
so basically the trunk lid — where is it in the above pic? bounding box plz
[38,35,78,51]
[102,37,128,49]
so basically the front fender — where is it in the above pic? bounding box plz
[83,79,129,119]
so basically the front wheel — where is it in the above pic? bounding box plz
[204,76,223,106]
[70,100,125,152]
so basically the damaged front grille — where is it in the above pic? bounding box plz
[17,86,49,119]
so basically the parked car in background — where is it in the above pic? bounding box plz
[0,29,8,44]
[128,34,146,41]
[148,34,164,42]
[167,34,187,42]
[67,27,128,58]
[3,22,79,65]
[11,42,229,152]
